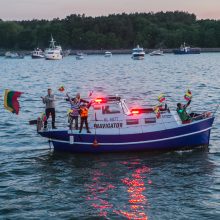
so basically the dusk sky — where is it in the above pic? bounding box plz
[0,0,219,20]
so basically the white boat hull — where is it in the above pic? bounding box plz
[32,55,45,59]
[132,55,145,60]
[45,54,62,60]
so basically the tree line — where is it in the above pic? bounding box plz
[0,11,220,50]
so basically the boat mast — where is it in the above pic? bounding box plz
[49,35,56,49]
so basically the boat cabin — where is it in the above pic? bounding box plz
[86,96,179,134]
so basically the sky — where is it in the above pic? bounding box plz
[0,0,219,20]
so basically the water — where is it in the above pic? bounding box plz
[0,54,220,219]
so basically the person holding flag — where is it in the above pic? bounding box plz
[177,89,211,123]
[41,88,56,129]
[176,101,191,122]
[176,89,194,122]
[66,93,80,130]
[65,92,90,129]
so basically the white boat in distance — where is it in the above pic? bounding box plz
[31,48,44,59]
[45,36,62,60]
[104,51,112,57]
[132,45,145,60]
[5,51,24,59]
[76,52,84,60]
[63,49,71,57]
[149,49,164,56]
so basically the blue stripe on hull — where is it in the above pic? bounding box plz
[52,129,211,153]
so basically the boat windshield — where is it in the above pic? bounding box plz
[102,104,121,114]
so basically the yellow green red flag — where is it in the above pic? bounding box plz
[158,93,166,103]
[184,89,192,101]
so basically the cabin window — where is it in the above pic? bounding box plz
[126,119,139,125]
[145,118,156,124]
[102,104,121,114]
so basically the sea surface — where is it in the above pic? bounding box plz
[0,54,220,219]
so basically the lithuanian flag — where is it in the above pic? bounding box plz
[184,89,192,101]
[4,89,23,115]
[153,105,161,119]
[158,93,166,103]
[58,85,65,92]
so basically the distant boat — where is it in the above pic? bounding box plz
[132,45,145,60]
[62,49,71,57]
[104,51,112,57]
[173,42,201,54]
[31,48,44,59]
[149,49,164,56]
[45,35,62,60]
[5,51,24,59]
[76,52,84,60]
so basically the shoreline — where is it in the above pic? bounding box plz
[0,48,220,56]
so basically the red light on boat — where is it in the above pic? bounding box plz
[94,98,105,103]
[131,110,140,114]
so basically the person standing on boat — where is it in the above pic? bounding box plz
[66,92,89,105]
[65,92,89,128]
[75,92,89,105]
[41,88,56,129]
[66,93,80,130]
[79,102,92,133]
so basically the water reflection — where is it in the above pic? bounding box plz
[118,161,150,220]
[85,163,115,218]
[83,157,151,219]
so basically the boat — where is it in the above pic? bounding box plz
[76,52,84,60]
[5,51,24,59]
[36,95,215,153]
[44,35,62,60]
[62,49,71,57]
[149,49,164,56]
[31,48,44,59]
[104,51,112,57]
[132,45,145,60]
[173,42,201,54]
